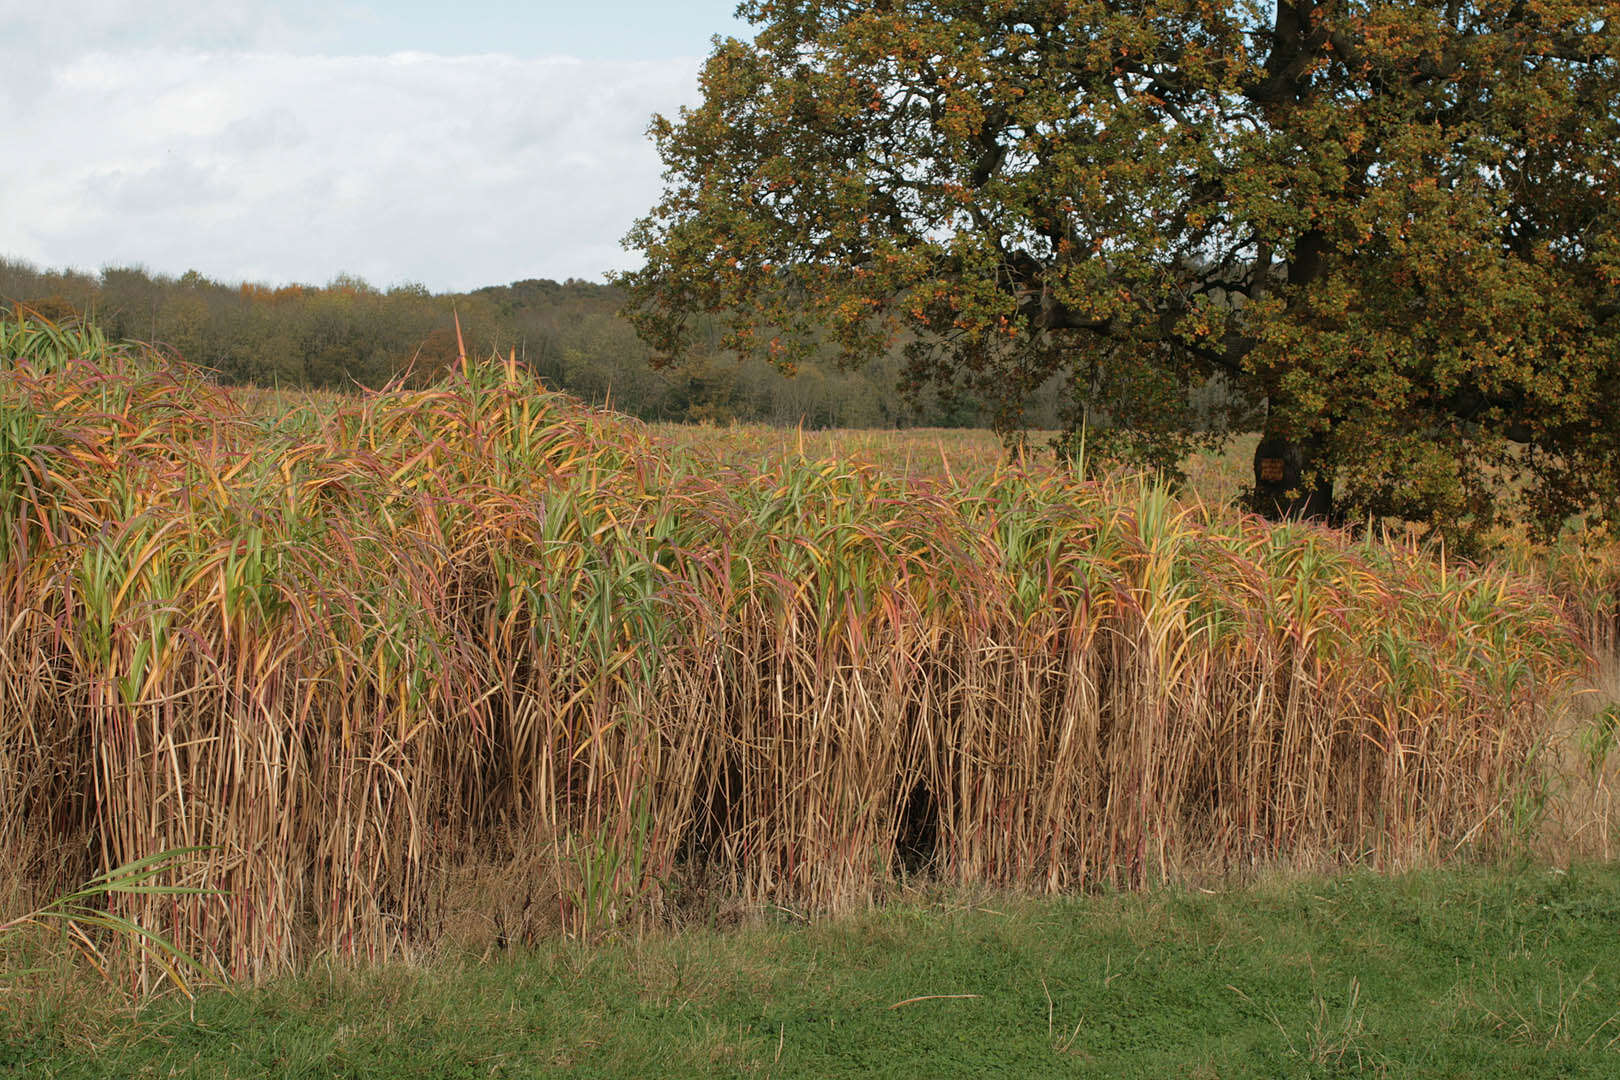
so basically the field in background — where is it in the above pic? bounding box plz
[650,421,1259,505]
[242,386,1251,495]
[653,421,1047,482]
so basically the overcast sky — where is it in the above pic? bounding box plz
[0,1,752,292]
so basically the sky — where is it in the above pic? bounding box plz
[0,1,753,292]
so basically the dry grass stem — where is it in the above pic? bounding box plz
[1,310,1605,977]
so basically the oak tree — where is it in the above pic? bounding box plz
[620,1,1620,540]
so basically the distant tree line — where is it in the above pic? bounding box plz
[0,257,1071,429]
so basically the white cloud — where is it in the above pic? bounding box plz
[0,0,346,102]
[0,29,704,290]
[0,0,340,47]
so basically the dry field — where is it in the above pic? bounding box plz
[2,314,1616,989]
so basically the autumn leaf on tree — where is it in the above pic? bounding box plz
[619,0,1620,546]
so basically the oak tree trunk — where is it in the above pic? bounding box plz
[1250,425,1334,522]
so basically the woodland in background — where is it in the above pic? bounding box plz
[0,257,1068,430]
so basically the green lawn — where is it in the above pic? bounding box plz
[9,863,1620,1078]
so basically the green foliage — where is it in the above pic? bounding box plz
[1,849,219,999]
[621,1,1620,539]
[1580,704,1620,778]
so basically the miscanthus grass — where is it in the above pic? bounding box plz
[0,311,1592,980]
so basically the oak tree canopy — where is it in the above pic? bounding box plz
[620,1,1620,542]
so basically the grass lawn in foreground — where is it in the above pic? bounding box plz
[8,862,1620,1078]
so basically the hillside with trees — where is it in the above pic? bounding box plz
[0,257,1059,430]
